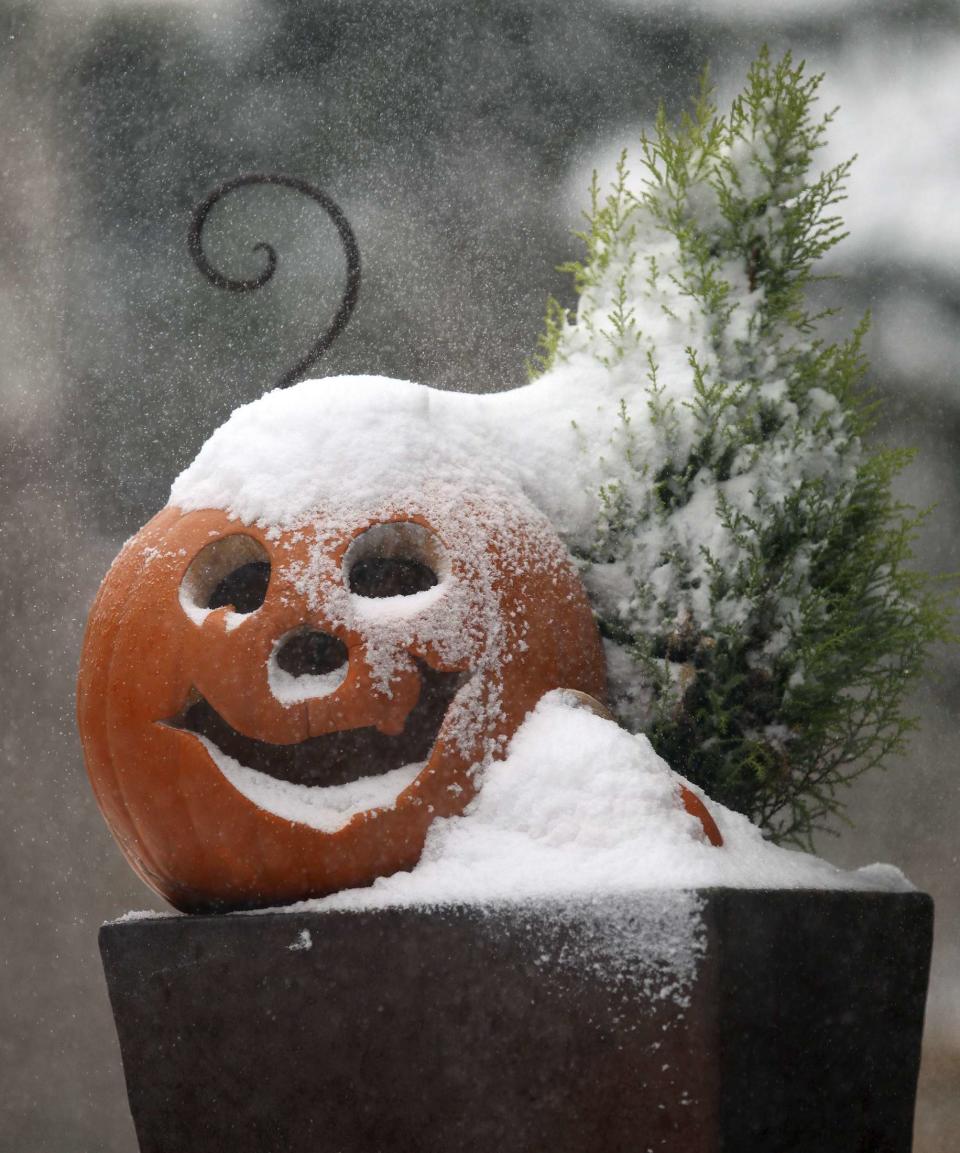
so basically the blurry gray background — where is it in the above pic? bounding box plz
[1,0,958,1149]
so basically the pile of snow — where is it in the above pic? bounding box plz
[124,695,908,999]
[119,694,910,916]
[286,696,907,1001]
[307,692,910,912]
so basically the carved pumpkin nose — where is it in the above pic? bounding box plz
[275,631,349,678]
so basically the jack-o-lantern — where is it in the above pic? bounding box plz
[77,387,616,911]
[79,375,722,912]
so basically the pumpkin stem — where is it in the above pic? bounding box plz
[188,173,362,388]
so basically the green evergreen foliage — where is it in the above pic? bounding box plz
[539,49,952,845]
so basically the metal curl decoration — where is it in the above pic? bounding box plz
[188,173,361,389]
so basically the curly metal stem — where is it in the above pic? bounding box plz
[188,173,361,388]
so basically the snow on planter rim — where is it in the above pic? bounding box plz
[116,695,910,1004]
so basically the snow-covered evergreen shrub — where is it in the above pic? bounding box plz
[534,50,951,845]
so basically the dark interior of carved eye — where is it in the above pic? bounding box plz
[181,534,271,616]
[207,561,271,613]
[345,521,445,600]
[348,556,437,598]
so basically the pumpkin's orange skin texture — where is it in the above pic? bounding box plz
[78,506,609,912]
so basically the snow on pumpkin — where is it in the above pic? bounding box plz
[78,375,616,913]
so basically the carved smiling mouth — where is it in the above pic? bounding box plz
[168,664,466,789]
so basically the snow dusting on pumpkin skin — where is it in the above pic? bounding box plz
[170,375,595,769]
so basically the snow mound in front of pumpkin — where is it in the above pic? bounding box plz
[296,692,912,912]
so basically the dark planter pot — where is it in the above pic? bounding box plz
[100,889,932,1153]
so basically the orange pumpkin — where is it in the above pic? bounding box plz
[77,486,616,912]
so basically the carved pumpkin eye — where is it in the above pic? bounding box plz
[345,522,445,600]
[180,534,271,619]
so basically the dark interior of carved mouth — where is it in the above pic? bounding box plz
[167,664,466,789]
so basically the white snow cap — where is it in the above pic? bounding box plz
[169,372,609,538]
